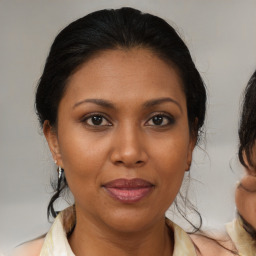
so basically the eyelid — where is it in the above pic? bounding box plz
[80,112,113,126]
[145,112,175,126]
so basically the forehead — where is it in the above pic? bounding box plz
[63,48,186,107]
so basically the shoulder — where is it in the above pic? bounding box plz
[11,238,44,256]
[190,233,236,256]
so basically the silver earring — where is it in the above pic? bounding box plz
[58,166,64,179]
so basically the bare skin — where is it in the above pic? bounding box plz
[13,48,235,256]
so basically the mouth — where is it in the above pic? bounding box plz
[103,178,154,203]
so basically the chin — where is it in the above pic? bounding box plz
[102,209,161,234]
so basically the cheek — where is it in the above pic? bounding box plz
[151,136,190,204]
[56,129,112,197]
[151,133,190,172]
[58,124,109,169]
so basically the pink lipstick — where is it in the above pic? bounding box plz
[103,178,154,203]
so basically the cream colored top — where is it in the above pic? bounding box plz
[226,218,256,256]
[39,209,197,256]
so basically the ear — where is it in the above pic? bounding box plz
[185,131,197,172]
[43,120,63,168]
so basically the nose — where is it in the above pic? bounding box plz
[110,125,148,168]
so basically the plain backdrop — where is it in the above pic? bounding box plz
[0,0,256,251]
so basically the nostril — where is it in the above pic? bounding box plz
[114,160,145,167]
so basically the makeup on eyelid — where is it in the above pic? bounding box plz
[79,113,175,128]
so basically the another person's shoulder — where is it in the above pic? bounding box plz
[190,233,237,256]
[11,238,44,256]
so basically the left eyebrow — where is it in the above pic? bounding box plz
[143,97,182,112]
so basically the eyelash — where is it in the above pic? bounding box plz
[81,113,112,127]
[80,112,175,127]
[145,113,175,127]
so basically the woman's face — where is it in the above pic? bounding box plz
[45,48,195,232]
[236,147,256,230]
[236,175,256,229]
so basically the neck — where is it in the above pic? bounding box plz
[68,211,174,256]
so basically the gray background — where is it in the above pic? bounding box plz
[0,0,256,252]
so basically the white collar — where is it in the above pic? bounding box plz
[40,209,197,256]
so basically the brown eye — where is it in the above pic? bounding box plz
[84,115,111,126]
[146,114,174,126]
[152,115,164,125]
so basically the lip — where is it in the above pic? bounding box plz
[103,178,154,203]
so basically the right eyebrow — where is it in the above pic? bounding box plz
[73,98,116,109]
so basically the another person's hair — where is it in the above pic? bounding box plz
[35,7,206,226]
[238,70,256,171]
[238,70,256,241]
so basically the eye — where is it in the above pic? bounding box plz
[83,114,112,126]
[146,114,174,126]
